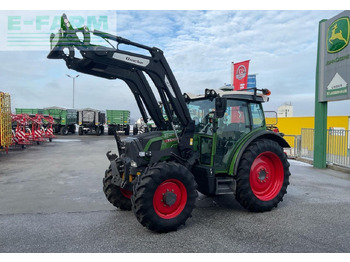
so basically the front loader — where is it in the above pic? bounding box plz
[48,14,291,233]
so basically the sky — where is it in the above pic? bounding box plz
[0,7,349,122]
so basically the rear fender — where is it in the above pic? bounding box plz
[230,131,290,176]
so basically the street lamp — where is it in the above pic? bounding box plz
[66,74,79,108]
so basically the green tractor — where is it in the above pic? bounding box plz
[48,14,291,232]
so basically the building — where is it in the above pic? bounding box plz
[277,103,293,117]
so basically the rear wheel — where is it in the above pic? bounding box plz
[132,161,197,232]
[108,126,116,136]
[125,125,130,136]
[69,124,76,134]
[235,139,290,212]
[60,126,69,135]
[103,167,132,210]
[96,126,101,136]
[133,126,138,135]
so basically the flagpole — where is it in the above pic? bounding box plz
[231,62,234,87]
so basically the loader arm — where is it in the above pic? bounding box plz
[48,14,195,158]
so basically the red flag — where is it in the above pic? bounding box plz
[233,60,250,91]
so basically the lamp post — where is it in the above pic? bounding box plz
[66,74,79,108]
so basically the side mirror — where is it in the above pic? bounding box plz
[215,97,227,118]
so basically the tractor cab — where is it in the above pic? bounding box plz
[183,88,286,196]
[185,88,267,170]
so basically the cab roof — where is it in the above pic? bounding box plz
[184,87,269,103]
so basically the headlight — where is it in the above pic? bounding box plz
[130,160,138,167]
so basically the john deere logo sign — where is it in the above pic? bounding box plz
[327,17,350,53]
[318,11,350,103]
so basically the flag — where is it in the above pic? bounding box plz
[233,60,250,91]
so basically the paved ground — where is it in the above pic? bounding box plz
[0,134,350,253]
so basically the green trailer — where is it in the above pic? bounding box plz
[43,106,77,135]
[15,108,44,115]
[106,110,130,135]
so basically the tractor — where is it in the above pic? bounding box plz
[48,14,291,232]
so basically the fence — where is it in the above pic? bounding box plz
[0,92,12,152]
[283,135,298,159]
[300,129,314,160]
[299,128,350,168]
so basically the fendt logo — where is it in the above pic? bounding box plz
[236,65,247,80]
[327,17,350,53]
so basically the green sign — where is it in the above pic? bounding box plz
[327,87,348,96]
[315,11,350,169]
[318,11,350,102]
[327,17,349,53]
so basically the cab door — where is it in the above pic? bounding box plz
[214,100,251,172]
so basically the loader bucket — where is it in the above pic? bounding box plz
[47,13,91,59]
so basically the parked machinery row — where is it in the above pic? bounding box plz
[15,107,130,136]
[1,103,129,153]
[1,95,56,152]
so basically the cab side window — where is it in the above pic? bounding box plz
[218,100,250,135]
[250,103,265,129]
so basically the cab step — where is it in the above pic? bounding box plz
[215,177,235,195]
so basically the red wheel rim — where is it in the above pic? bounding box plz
[153,179,187,219]
[120,188,132,199]
[249,151,284,201]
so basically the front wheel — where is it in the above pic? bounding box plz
[103,167,132,210]
[235,139,290,212]
[132,161,197,232]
